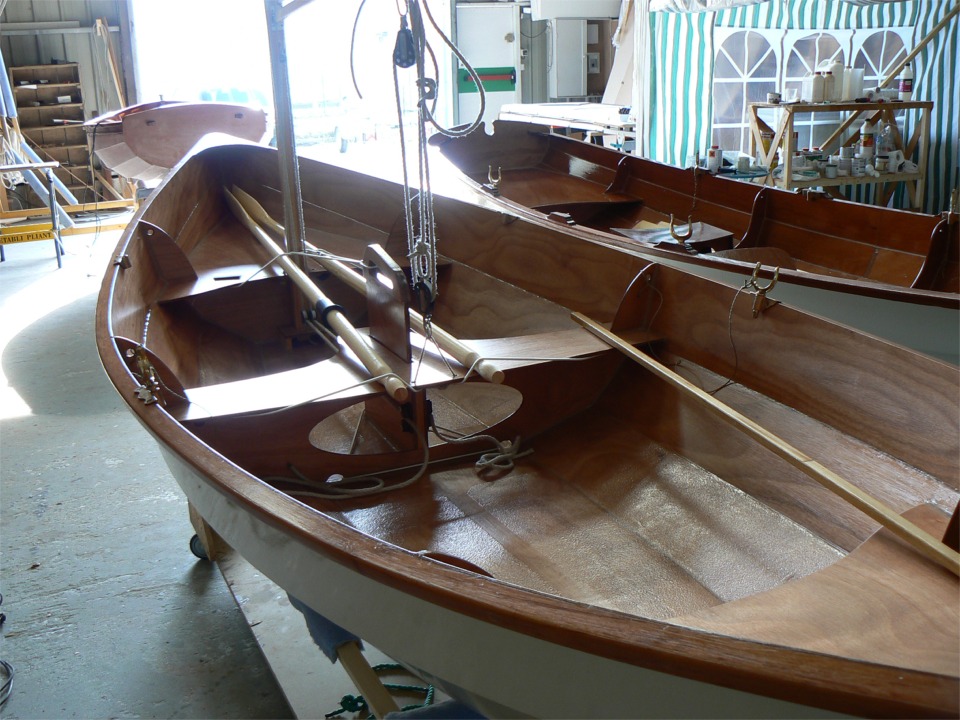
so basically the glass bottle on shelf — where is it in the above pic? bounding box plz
[878,122,895,155]
[877,121,896,171]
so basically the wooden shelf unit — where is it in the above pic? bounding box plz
[748,100,933,209]
[8,63,98,203]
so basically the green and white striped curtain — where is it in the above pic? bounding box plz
[642,0,958,212]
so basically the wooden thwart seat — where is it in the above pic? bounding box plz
[178,327,640,422]
[533,199,644,228]
[735,188,948,287]
[613,220,736,253]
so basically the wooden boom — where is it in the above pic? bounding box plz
[223,188,409,402]
[573,311,960,577]
[229,185,504,384]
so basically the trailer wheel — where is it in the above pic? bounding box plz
[189,534,209,560]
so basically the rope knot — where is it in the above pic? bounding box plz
[475,436,533,475]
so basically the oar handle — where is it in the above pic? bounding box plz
[325,310,409,402]
[572,311,960,577]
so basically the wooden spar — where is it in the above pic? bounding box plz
[223,189,409,402]
[229,185,505,385]
[879,2,960,89]
[94,17,127,107]
[263,0,306,267]
[572,311,960,577]
[336,642,400,719]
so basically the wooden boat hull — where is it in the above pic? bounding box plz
[430,121,960,364]
[97,141,959,718]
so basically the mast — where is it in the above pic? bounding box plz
[263,0,308,269]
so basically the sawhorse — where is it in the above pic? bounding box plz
[1,161,65,268]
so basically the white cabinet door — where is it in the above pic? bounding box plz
[456,3,523,128]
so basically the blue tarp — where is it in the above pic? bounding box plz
[287,595,486,719]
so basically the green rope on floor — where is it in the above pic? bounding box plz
[323,663,435,718]
[326,694,367,718]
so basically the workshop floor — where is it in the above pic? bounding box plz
[0,222,408,719]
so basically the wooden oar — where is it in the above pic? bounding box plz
[224,188,409,403]
[229,185,504,384]
[572,311,960,577]
[879,2,959,89]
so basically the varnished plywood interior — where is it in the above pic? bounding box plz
[310,390,844,621]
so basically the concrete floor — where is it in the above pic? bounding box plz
[0,226,296,719]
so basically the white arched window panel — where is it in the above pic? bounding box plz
[711,27,779,154]
[850,27,913,189]
[708,24,913,161]
[851,28,911,89]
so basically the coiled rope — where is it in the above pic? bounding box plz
[324,663,435,718]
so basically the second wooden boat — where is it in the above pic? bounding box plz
[430,120,960,363]
[85,100,268,184]
[97,140,959,718]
